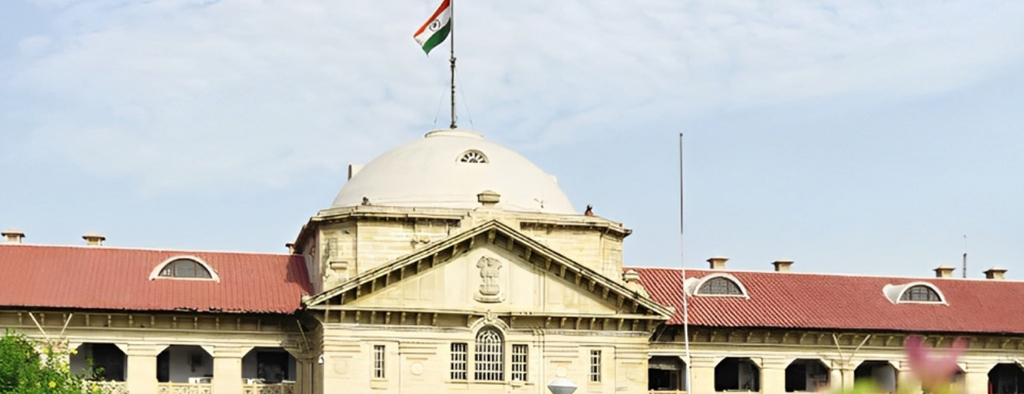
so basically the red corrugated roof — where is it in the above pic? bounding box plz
[634,267,1024,334]
[0,244,312,314]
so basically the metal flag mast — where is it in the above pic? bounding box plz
[678,133,693,394]
[449,0,457,129]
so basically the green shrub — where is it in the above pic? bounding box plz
[0,330,109,394]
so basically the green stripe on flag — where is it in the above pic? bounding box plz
[421,22,451,54]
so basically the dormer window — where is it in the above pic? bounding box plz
[883,282,945,304]
[900,285,941,302]
[685,274,750,298]
[458,150,488,164]
[150,256,219,282]
[698,277,743,295]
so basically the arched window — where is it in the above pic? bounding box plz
[459,150,488,164]
[900,285,941,302]
[158,258,213,279]
[474,327,503,381]
[698,277,743,296]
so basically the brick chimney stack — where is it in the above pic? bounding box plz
[2,229,25,244]
[707,256,728,270]
[82,232,106,246]
[984,267,1007,280]
[934,266,955,278]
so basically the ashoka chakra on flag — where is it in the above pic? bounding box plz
[413,0,452,55]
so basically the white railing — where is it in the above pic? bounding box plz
[85,381,128,394]
[243,383,297,394]
[157,383,213,394]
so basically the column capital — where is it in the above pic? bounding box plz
[125,343,166,357]
[761,358,790,370]
[212,345,251,358]
[689,356,719,369]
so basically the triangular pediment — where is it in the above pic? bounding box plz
[305,220,671,320]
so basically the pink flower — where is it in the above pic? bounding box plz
[906,335,967,390]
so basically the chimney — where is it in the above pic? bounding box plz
[285,242,296,254]
[984,267,1007,280]
[707,256,729,270]
[82,232,106,246]
[2,229,25,244]
[477,190,500,208]
[622,269,648,296]
[933,265,955,278]
[772,260,794,272]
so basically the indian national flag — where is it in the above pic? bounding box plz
[413,0,452,55]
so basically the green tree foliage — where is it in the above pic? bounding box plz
[0,330,109,394]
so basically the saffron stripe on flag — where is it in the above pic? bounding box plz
[414,0,451,37]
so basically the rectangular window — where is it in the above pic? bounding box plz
[512,344,528,382]
[589,350,601,382]
[451,343,468,380]
[373,345,385,379]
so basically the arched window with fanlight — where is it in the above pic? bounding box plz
[149,256,219,281]
[474,327,504,381]
[458,150,488,164]
[697,277,744,296]
[900,285,942,302]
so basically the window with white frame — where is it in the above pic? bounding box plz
[590,350,602,382]
[373,345,385,379]
[451,343,468,380]
[474,327,504,381]
[512,344,528,382]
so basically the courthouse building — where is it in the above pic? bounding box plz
[2,128,1024,394]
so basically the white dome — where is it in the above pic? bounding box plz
[332,129,576,214]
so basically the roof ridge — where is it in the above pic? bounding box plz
[625,265,1023,283]
[0,243,294,257]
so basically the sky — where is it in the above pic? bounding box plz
[1,0,1022,278]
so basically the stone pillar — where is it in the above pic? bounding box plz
[212,346,246,394]
[761,358,789,394]
[690,356,718,394]
[964,362,992,394]
[295,356,316,394]
[838,364,855,389]
[898,363,923,394]
[125,344,162,394]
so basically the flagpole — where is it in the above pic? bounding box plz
[449,0,457,129]
[679,132,692,394]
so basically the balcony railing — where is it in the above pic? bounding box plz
[157,383,213,394]
[85,381,128,394]
[243,383,297,394]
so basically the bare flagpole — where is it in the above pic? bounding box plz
[679,133,693,393]
[449,0,457,129]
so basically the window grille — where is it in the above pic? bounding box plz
[451,343,468,380]
[901,285,941,302]
[512,344,528,382]
[459,150,488,163]
[590,350,601,382]
[158,259,213,279]
[697,277,743,295]
[373,345,385,379]
[474,327,504,381]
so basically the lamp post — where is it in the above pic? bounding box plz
[547,378,577,394]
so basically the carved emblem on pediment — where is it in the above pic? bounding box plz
[474,256,504,303]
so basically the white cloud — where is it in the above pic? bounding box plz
[5,0,1023,192]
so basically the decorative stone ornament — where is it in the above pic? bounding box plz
[474,256,504,303]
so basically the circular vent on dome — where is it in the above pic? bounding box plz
[459,150,488,163]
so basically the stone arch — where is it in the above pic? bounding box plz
[989,363,1024,394]
[71,343,127,382]
[785,358,830,392]
[648,355,686,392]
[715,357,760,392]
[854,360,898,393]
